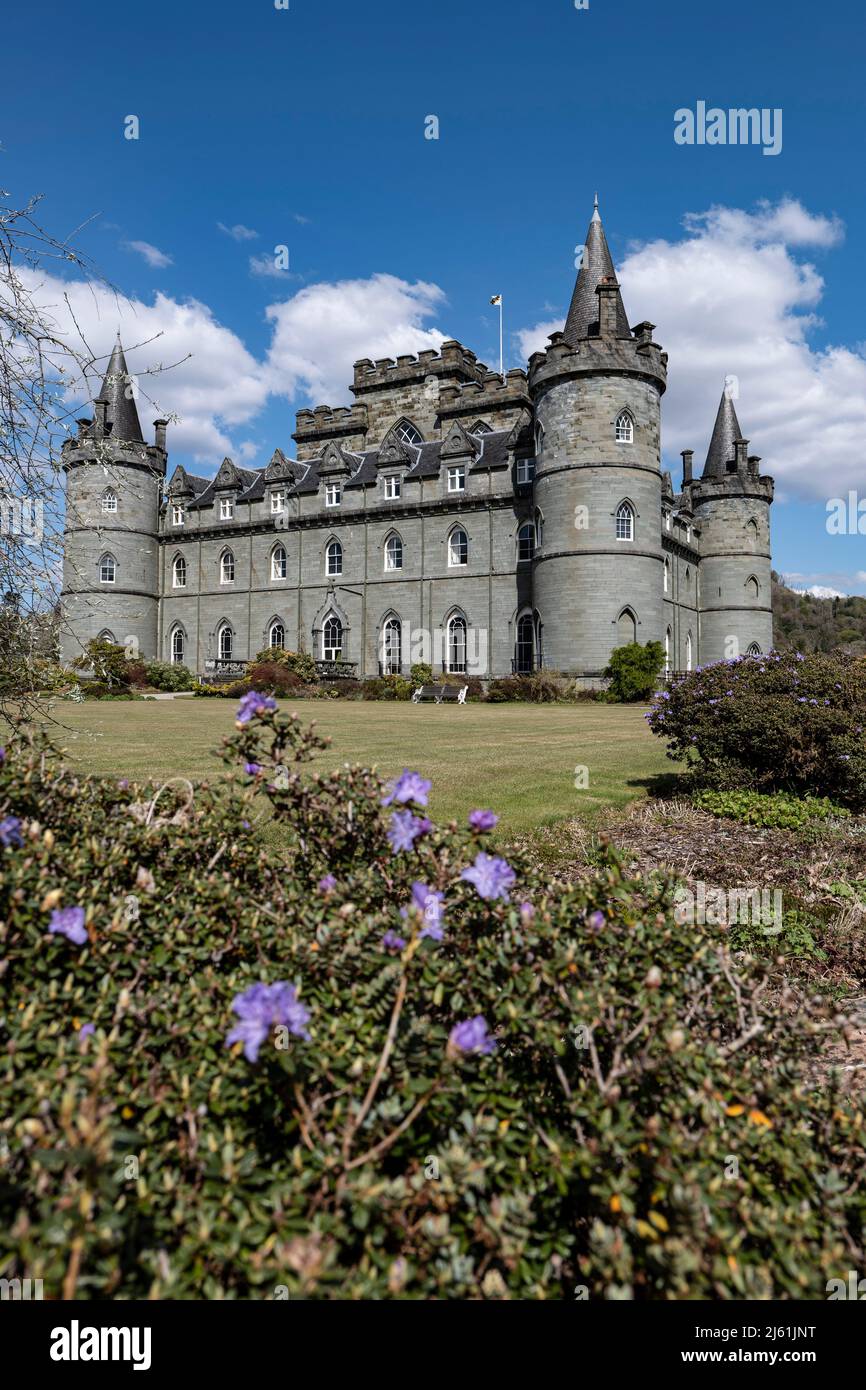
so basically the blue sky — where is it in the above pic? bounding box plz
[3,0,866,591]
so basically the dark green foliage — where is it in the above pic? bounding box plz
[72,639,147,691]
[1,711,864,1299]
[410,662,433,686]
[694,788,851,830]
[773,574,866,655]
[144,660,195,692]
[604,642,666,703]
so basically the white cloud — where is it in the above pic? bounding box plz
[121,240,174,269]
[249,253,294,280]
[518,198,865,502]
[217,222,259,242]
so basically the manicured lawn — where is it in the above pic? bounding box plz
[37,697,678,834]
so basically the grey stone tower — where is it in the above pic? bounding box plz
[528,198,669,673]
[60,337,167,665]
[686,388,774,661]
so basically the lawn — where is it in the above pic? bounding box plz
[37,697,678,835]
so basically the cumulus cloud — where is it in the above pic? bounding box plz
[249,253,294,280]
[217,222,259,242]
[517,198,864,501]
[121,240,174,269]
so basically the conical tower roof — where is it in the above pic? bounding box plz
[97,335,143,442]
[563,196,631,345]
[702,387,743,479]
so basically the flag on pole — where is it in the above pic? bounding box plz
[490,294,502,306]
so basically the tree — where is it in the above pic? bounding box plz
[605,640,666,702]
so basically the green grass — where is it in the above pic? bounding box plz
[37,697,678,835]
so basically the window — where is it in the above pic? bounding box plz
[448,528,468,567]
[746,643,762,656]
[617,608,637,646]
[518,522,535,563]
[221,550,235,584]
[384,533,403,571]
[395,420,423,447]
[384,475,402,500]
[447,465,466,493]
[325,482,342,508]
[381,616,402,675]
[271,544,287,580]
[270,490,285,514]
[684,566,691,586]
[173,555,187,588]
[535,423,545,455]
[269,621,285,650]
[748,518,759,539]
[97,629,116,644]
[686,524,692,543]
[99,553,116,584]
[515,614,534,673]
[447,615,467,674]
[172,504,185,527]
[101,489,117,513]
[663,557,669,594]
[686,632,693,672]
[471,421,492,435]
[615,501,634,541]
[664,511,671,532]
[535,509,545,547]
[516,458,536,485]
[218,624,234,662]
[326,539,343,577]
[615,410,634,443]
[322,613,343,662]
[171,627,185,665]
[664,627,671,674]
[220,497,234,520]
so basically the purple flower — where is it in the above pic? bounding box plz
[117,778,129,791]
[236,690,278,724]
[226,981,310,1063]
[48,906,88,946]
[468,809,499,832]
[78,1023,95,1041]
[0,815,23,848]
[460,852,516,902]
[244,761,263,776]
[388,809,431,854]
[587,910,606,931]
[449,1016,496,1057]
[0,746,5,762]
[382,769,431,809]
[520,901,535,922]
[381,930,406,953]
[318,874,337,894]
[402,881,446,940]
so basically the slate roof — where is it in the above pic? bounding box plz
[564,198,631,345]
[702,389,744,479]
[97,336,144,443]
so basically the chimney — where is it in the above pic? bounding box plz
[748,454,761,476]
[154,419,168,452]
[596,276,621,339]
[734,437,749,470]
[681,449,694,485]
[93,398,108,438]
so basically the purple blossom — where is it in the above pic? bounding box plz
[117,778,129,791]
[48,906,88,947]
[244,761,263,776]
[381,930,406,953]
[78,1023,95,1041]
[402,881,446,940]
[318,874,337,894]
[236,690,278,724]
[382,769,431,809]
[226,981,311,1063]
[449,1016,496,1057]
[468,809,499,832]
[388,809,431,854]
[0,815,23,848]
[587,910,606,931]
[460,852,516,902]
[0,746,5,762]
[520,901,535,921]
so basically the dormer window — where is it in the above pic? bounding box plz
[220,497,234,520]
[172,504,185,526]
[447,465,466,493]
[516,458,535,485]
[470,421,492,435]
[395,420,423,447]
[270,490,285,514]
[615,411,634,444]
[384,475,402,500]
[101,489,117,513]
[325,482,342,508]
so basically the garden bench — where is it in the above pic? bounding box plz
[412,684,468,704]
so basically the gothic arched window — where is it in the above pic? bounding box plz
[686,631,693,672]
[322,613,343,661]
[101,489,117,513]
[617,607,637,646]
[470,420,492,435]
[172,555,186,589]
[615,501,634,541]
[384,533,403,571]
[271,544,287,581]
[615,410,634,443]
[171,627,186,665]
[99,553,116,584]
[326,539,343,577]
[663,556,670,593]
[515,613,534,673]
[447,614,468,673]
[448,527,468,567]
[746,575,759,599]
[517,522,535,563]
[664,626,672,673]
[269,620,285,650]
[746,642,762,656]
[218,623,234,661]
[394,420,423,447]
[220,549,235,584]
[381,615,402,675]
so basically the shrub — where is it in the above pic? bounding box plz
[144,660,195,693]
[486,674,559,703]
[0,710,864,1300]
[247,663,304,697]
[648,651,866,810]
[605,641,666,702]
[410,662,433,686]
[693,788,851,830]
[72,639,147,690]
[361,675,413,701]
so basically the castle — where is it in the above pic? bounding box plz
[59,199,774,680]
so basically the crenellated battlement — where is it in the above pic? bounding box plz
[351,340,487,394]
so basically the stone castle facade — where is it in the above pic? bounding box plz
[60,200,774,679]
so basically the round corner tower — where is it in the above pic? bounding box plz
[686,388,774,662]
[60,337,167,667]
[528,199,667,674]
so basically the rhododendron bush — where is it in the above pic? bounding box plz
[0,706,864,1299]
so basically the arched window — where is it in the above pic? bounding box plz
[745,575,759,599]
[269,620,285,650]
[97,629,116,644]
[447,614,468,674]
[218,623,234,661]
[746,642,762,656]
[748,518,760,539]
[686,631,693,672]
[517,522,535,563]
[394,420,423,447]
[271,544,287,581]
[384,533,403,571]
[535,509,545,547]
[664,627,671,674]
[663,556,670,593]
[101,489,117,513]
[322,613,343,661]
[615,501,634,541]
[617,608,637,646]
[470,420,492,435]
[448,527,468,567]
[326,539,343,577]
[684,565,692,586]
[615,410,634,443]
[381,616,402,675]
[220,549,235,584]
[171,626,186,665]
[535,423,545,455]
[515,613,534,673]
[172,555,186,589]
[99,553,116,584]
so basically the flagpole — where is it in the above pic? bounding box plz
[499,297,504,382]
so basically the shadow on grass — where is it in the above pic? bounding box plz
[626,770,691,800]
